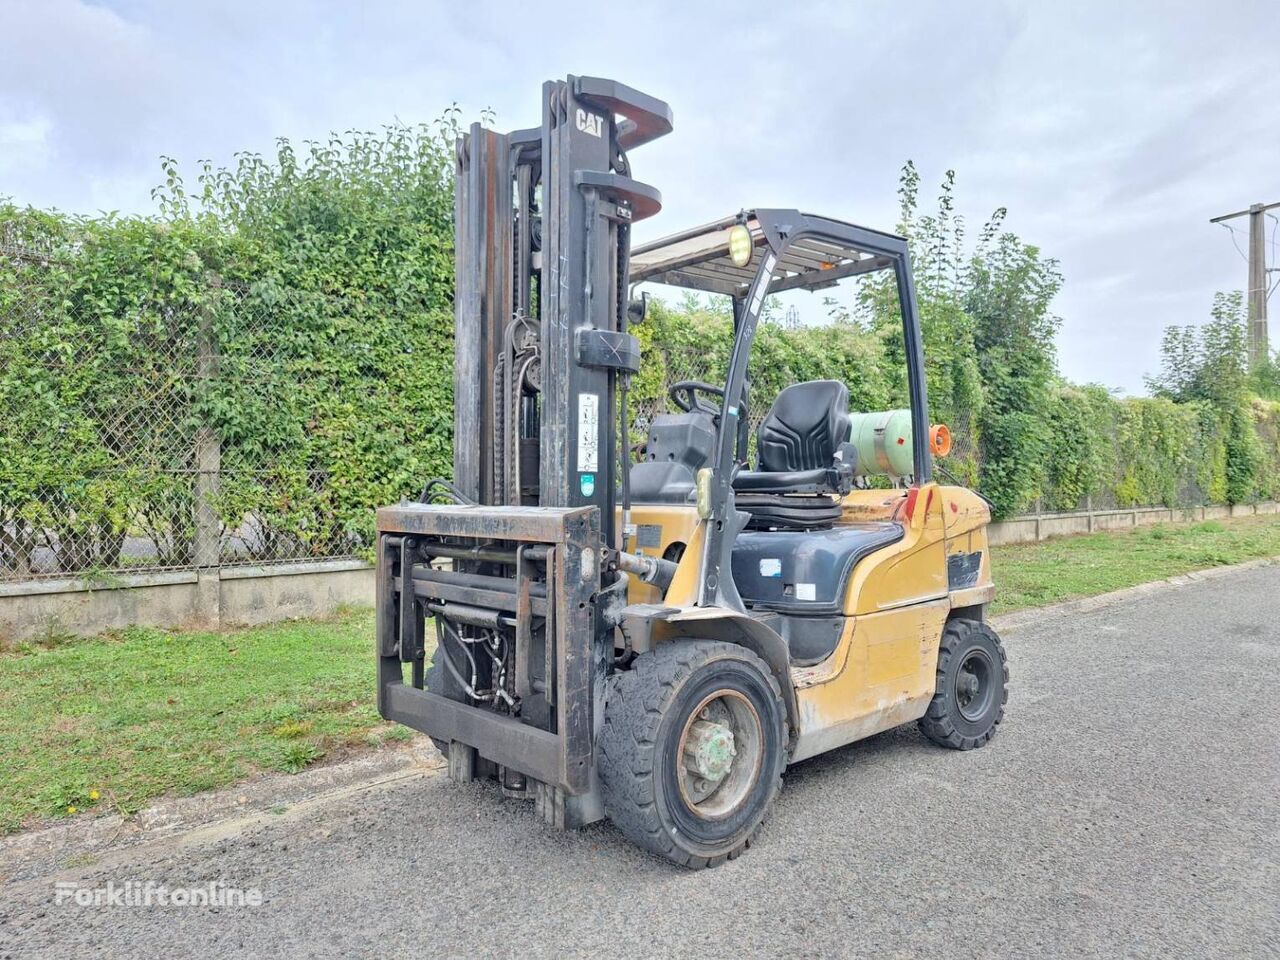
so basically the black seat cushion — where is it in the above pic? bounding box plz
[733,467,840,494]
[757,380,851,473]
[734,493,843,531]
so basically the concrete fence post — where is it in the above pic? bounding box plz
[193,276,223,627]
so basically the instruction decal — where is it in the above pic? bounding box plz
[577,393,599,472]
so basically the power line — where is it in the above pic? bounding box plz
[1269,213,1279,277]
[1219,221,1250,264]
[1211,200,1280,365]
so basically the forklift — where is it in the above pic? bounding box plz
[376,76,1008,868]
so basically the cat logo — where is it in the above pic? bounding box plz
[575,108,604,138]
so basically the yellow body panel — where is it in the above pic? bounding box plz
[619,504,702,605]
[789,483,951,759]
[622,481,995,762]
[791,599,949,761]
[842,485,948,614]
[941,486,996,607]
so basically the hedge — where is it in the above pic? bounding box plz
[1,123,457,573]
[1,135,1277,580]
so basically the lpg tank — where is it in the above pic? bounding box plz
[848,409,915,477]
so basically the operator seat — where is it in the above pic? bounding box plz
[756,380,852,477]
[733,380,854,530]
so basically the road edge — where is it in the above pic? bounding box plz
[991,554,1278,634]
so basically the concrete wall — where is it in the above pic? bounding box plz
[987,500,1279,547]
[0,560,374,644]
[2,501,1276,642]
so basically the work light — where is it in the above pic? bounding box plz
[728,224,752,268]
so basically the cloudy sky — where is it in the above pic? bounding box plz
[2,0,1276,391]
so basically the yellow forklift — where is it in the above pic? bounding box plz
[376,76,1007,868]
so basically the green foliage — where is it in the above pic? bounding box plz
[1,119,458,571]
[1039,384,1114,511]
[963,233,1062,516]
[1146,290,1274,504]
[1224,403,1266,504]
[1147,291,1250,405]
[1248,350,1280,401]
[824,163,1063,513]
[1252,399,1280,500]
[629,297,892,452]
[0,208,239,571]
[4,135,1279,586]
[194,121,458,554]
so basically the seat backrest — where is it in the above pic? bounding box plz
[756,380,850,473]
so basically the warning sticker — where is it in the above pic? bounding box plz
[577,394,599,472]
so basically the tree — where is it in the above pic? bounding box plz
[1146,291,1268,504]
[1147,291,1249,405]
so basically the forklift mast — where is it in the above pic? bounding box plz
[375,77,671,816]
[452,76,670,523]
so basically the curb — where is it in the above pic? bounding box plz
[0,742,444,883]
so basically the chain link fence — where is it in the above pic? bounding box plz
[1,248,359,582]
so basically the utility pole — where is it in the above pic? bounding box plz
[1210,200,1280,368]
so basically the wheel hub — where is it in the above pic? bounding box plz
[955,650,995,721]
[675,690,765,818]
[682,719,736,782]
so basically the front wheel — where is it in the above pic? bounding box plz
[598,640,787,869]
[919,618,1009,750]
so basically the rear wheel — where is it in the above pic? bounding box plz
[598,640,787,868]
[919,618,1008,750]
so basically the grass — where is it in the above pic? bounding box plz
[990,514,1280,614]
[0,606,417,834]
[2,514,1277,834]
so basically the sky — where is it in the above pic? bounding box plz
[2,0,1277,393]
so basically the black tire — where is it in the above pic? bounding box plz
[919,618,1009,750]
[598,640,787,869]
[423,646,452,755]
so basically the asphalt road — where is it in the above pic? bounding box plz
[4,563,1278,959]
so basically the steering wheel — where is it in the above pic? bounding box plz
[668,380,725,416]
